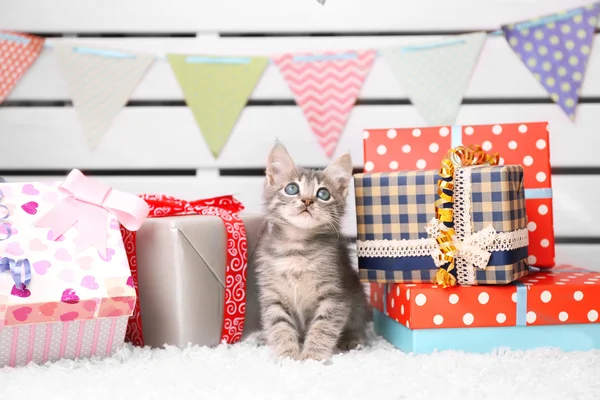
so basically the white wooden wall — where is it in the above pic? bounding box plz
[1,0,598,270]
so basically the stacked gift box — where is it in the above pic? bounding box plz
[356,122,600,353]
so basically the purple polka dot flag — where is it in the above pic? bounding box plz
[502,3,600,120]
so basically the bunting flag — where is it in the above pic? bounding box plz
[167,55,269,158]
[53,43,155,150]
[273,50,376,158]
[502,3,600,120]
[0,31,45,103]
[380,32,486,126]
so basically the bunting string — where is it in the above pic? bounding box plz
[1,2,599,157]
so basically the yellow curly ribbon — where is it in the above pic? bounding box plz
[434,144,499,288]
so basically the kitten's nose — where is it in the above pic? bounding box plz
[302,199,314,207]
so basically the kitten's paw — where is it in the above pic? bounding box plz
[337,335,365,351]
[276,347,301,361]
[300,349,330,362]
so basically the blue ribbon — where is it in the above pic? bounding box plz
[514,281,528,326]
[72,47,136,59]
[184,56,252,64]
[293,53,357,63]
[359,246,528,273]
[0,188,32,289]
[0,257,31,289]
[524,188,553,199]
[514,8,583,30]
[0,32,31,45]
[451,125,462,148]
[398,39,466,54]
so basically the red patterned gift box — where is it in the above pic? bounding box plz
[362,122,554,268]
[370,265,600,330]
[120,194,249,347]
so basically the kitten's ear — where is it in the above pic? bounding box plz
[324,153,353,197]
[266,141,298,186]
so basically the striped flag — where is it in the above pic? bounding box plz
[0,31,45,103]
[53,43,154,150]
[273,50,376,158]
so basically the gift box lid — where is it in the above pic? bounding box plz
[371,265,600,330]
[0,181,137,327]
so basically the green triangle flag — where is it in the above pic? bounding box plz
[167,55,269,157]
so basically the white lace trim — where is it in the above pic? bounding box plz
[454,167,474,284]
[357,165,529,285]
[358,227,527,255]
[453,167,471,240]
[356,237,438,259]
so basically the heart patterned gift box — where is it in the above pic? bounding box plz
[0,170,148,367]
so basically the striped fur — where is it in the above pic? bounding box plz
[254,142,368,361]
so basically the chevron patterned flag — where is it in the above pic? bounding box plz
[53,43,155,150]
[502,2,600,120]
[0,31,45,103]
[273,50,376,158]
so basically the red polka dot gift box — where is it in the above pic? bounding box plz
[361,122,554,269]
[369,265,600,353]
[370,265,600,330]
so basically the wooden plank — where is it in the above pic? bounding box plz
[554,245,600,272]
[0,105,598,169]
[2,175,598,237]
[1,0,594,33]
[8,35,600,101]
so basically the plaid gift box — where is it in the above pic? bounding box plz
[355,165,530,285]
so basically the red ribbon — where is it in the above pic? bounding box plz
[121,194,248,346]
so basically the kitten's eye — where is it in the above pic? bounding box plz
[284,183,300,196]
[317,188,331,201]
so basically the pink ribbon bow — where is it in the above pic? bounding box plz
[34,169,150,257]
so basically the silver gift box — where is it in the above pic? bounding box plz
[135,213,263,348]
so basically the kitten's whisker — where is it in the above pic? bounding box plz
[325,219,340,241]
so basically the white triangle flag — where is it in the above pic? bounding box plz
[381,32,486,126]
[53,43,154,150]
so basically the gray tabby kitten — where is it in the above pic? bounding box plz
[254,142,368,361]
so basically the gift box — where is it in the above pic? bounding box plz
[121,194,262,349]
[371,265,600,353]
[355,148,529,286]
[362,122,554,268]
[0,170,148,367]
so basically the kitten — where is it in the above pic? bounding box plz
[254,142,368,361]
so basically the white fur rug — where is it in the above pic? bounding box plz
[1,326,598,400]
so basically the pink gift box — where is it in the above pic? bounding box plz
[0,170,148,367]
